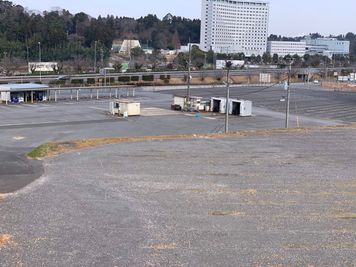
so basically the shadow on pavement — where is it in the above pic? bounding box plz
[0,147,44,194]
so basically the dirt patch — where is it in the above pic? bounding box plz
[211,211,244,216]
[148,243,176,251]
[27,123,356,159]
[240,189,257,195]
[0,234,16,248]
[190,188,209,194]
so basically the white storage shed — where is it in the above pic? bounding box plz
[210,97,227,113]
[110,100,140,117]
[229,99,252,117]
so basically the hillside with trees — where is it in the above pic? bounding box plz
[1,0,356,75]
[0,1,200,70]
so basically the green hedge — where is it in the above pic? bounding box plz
[72,79,84,84]
[87,78,96,84]
[49,80,65,86]
[142,75,154,81]
[131,76,139,81]
[118,76,130,82]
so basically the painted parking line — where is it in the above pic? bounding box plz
[88,107,108,111]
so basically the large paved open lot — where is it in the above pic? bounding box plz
[0,86,343,193]
[1,127,355,266]
[0,85,355,266]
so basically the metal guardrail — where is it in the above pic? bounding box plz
[1,67,355,83]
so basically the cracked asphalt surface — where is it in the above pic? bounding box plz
[0,127,355,266]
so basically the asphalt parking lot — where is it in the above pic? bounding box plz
[161,84,356,123]
[0,88,343,193]
[0,85,355,266]
[1,127,355,266]
[0,86,349,193]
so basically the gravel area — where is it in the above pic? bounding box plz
[1,128,355,266]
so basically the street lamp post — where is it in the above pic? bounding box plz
[285,61,292,128]
[186,42,192,110]
[225,61,232,133]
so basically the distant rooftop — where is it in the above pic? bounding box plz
[0,83,49,92]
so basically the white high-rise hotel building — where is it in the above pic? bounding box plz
[200,0,269,56]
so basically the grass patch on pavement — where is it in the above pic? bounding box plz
[27,124,356,159]
[27,143,62,159]
[336,213,356,220]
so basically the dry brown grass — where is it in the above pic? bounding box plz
[240,189,257,195]
[27,123,356,159]
[148,243,176,250]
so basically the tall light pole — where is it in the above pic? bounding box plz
[186,41,192,110]
[94,41,97,73]
[285,61,292,128]
[225,61,232,133]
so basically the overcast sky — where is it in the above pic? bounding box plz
[13,0,355,36]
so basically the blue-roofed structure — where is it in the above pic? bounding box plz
[0,83,49,104]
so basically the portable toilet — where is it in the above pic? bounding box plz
[229,99,252,117]
[210,97,227,113]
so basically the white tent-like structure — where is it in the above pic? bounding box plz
[119,40,141,55]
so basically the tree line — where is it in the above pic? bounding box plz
[0,1,200,65]
[1,0,356,73]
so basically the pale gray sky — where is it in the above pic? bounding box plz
[13,0,356,36]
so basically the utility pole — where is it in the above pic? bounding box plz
[186,40,192,110]
[225,61,232,133]
[100,48,104,66]
[38,42,42,82]
[285,61,292,128]
[38,42,41,63]
[324,56,328,83]
[94,41,97,73]
[25,37,29,64]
